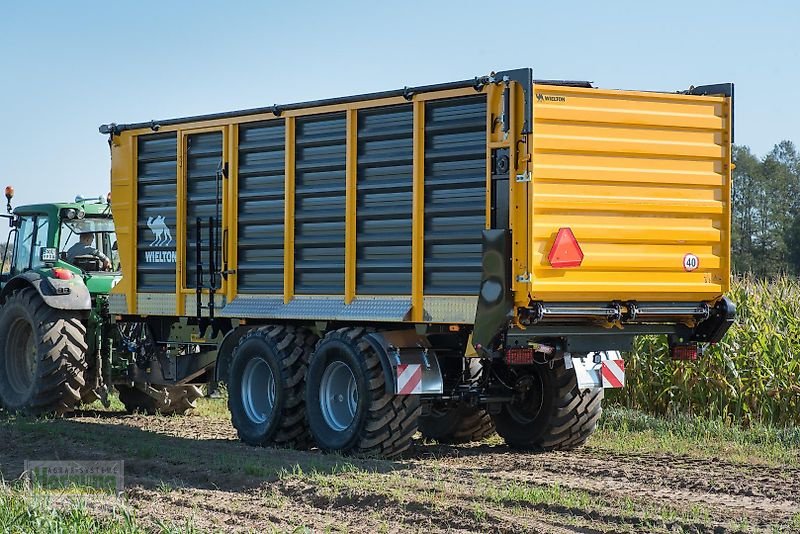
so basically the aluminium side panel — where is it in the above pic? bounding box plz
[236,120,286,293]
[184,131,224,289]
[423,95,487,295]
[136,132,178,293]
[294,113,347,295]
[355,104,414,295]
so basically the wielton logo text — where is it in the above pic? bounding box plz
[144,250,176,263]
[536,93,566,103]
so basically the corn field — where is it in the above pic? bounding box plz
[608,276,800,427]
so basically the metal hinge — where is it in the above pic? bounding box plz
[515,172,531,183]
[516,273,531,283]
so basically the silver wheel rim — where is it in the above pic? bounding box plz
[241,357,276,425]
[319,360,358,431]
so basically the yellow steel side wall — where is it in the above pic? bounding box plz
[529,86,732,302]
[109,134,137,313]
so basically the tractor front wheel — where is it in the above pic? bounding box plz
[0,288,88,415]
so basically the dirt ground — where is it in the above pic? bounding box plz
[1,408,798,533]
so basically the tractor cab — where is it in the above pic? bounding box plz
[0,190,119,294]
[58,215,118,273]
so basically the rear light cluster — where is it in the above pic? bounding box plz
[505,347,536,365]
[671,343,699,361]
[51,267,73,280]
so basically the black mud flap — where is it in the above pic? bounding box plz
[472,230,513,357]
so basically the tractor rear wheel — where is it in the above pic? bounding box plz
[0,287,88,415]
[492,358,603,451]
[117,384,204,416]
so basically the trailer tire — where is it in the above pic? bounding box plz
[306,328,420,458]
[492,359,603,451]
[228,325,317,449]
[0,287,87,415]
[420,403,495,444]
[117,384,204,415]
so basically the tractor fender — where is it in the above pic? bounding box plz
[1,271,91,311]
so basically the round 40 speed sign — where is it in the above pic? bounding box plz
[683,253,699,272]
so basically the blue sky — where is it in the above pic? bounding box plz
[0,0,796,208]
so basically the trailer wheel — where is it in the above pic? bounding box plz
[0,287,88,415]
[419,402,495,444]
[228,325,317,449]
[306,328,420,458]
[117,384,204,415]
[492,359,603,451]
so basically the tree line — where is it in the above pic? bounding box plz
[732,141,800,277]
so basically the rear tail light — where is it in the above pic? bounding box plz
[51,267,73,280]
[671,343,699,361]
[505,347,535,365]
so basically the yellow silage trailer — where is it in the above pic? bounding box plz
[101,68,735,457]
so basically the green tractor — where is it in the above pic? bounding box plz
[0,189,202,416]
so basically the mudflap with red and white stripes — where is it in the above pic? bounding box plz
[601,359,625,388]
[391,347,444,395]
[568,351,626,390]
[363,332,444,396]
[396,363,423,395]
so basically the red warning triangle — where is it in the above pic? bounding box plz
[548,228,584,268]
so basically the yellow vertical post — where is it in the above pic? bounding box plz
[345,110,357,304]
[128,136,139,314]
[226,125,239,304]
[411,101,425,322]
[284,117,296,304]
[721,96,733,294]
[175,132,186,316]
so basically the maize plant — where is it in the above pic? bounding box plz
[608,275,800,426]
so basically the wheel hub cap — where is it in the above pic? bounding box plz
[241,357,276,425]
[320,361,358,432]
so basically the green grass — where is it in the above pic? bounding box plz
[0,483,139,533]
[593,407,800,467]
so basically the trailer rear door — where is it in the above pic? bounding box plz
[529,85,732,302]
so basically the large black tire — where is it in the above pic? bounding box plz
[0,287,88,415]
[228,325,317,449]
[492,359,603,451]
[117,384,204,415]
[306,328,420,458]
[420,403,495,444]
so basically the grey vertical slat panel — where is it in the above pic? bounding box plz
[185,131,223,289]
[294,113,347,295]
[136,132,177,292]
[356,105,413,294]
[237,121,285,293]
[423,95,487,295]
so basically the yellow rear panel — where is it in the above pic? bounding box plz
[529,85,731,302]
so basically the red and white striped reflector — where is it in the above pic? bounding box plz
[601,359,625,388]
[671,344,699,361]
[505,347,535,365]
[396,363,422,395]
